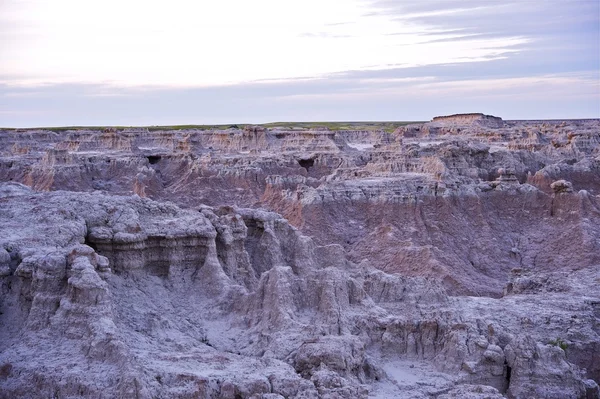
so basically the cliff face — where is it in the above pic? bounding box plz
[2,119,598,296]
[431,113,504,128]
[0,184,598,398]
[0,116,599,398]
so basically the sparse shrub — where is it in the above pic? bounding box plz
[549,338,568,351]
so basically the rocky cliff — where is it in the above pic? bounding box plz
[431,113,504,128]
[0,116,599,398]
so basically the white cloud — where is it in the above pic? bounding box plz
[413,73,600,98]
[357,76,437,84]
[273,73,599,102]
[1,0,530,87]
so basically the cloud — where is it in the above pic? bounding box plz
[269,71,598,101]
[0,0,597,125]
[1,65,597,127]
[413,73,600,99]
[1,0,540,88]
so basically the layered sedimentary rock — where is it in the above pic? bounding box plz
[2,117,598,296]
[0,183,598,398]
[0,115,599,398]
[431,113,505,128]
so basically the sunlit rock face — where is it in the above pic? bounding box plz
[0,116,599,398]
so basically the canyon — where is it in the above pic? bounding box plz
[0,113,599,398]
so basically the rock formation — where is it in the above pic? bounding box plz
[431,113,504,128]
[0,115,599,398]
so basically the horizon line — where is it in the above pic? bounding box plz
[3,117,600,131]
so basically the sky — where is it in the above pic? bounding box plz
[1,0,599,127]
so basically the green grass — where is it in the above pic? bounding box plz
[146,124,244,131]
[2,121,425,133]
[3,126,129,133]
[1,125,244,132]
[549,338,568,351]
[261,121,423,132]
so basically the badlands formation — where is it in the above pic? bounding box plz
[0,113,599,398]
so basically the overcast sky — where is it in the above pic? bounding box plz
[1,0,599,127]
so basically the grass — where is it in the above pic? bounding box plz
[2,126,129,133]
[261,121,423,132]
[2,121,425,133]
[0,125,244,132]
[549,338,568,351]
[146,124,244,131]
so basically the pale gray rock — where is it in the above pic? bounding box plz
[0,116,599,398]
[0,186,597,398]
[437,384,505,399]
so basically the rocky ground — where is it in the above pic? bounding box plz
[0,114,599,398]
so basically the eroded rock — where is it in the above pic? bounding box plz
[0,116,599,398]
